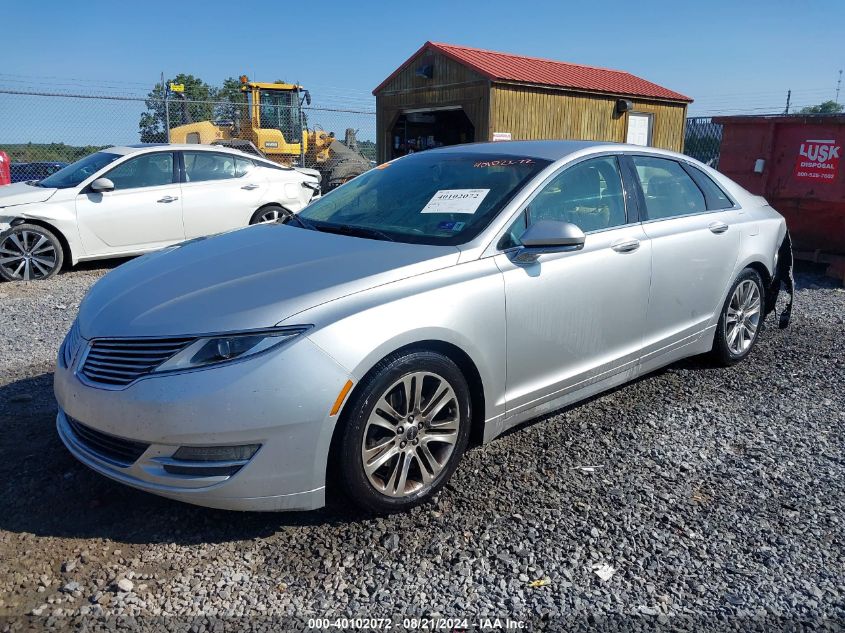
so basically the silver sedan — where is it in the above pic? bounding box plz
[54,141,794,513]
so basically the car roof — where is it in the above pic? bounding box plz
[106,143,258,157]
[424,139,688,162]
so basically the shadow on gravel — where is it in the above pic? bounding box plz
[0,373,366,545]
[496,351,720,442]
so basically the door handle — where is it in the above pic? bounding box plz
[157,195,179,203]
[709,220,729,234]
[611,238,641,253]
[241,184,260,190]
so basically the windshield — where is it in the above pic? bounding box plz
[258,90,302,143]
[38,151,122,189]
[297,152,551,245]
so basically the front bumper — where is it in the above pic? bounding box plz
[54,336,352,511]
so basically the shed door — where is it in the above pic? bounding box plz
[626,113,653,146]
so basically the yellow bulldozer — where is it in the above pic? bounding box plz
[169,76,371,190]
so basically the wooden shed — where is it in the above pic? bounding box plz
[373,42,692,163]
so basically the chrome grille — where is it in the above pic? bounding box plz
[81,336,195,386]
[67,416,149,466]
[61,320,82,368]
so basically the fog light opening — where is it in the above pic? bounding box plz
[162,443,262,478]
[173,444,260,462]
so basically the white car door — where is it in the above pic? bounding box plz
[628,155,741,362]
[75,151,184,255]
[496,155,652,418]
[179,151,269,238]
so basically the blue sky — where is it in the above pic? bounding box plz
[3,0,843,145]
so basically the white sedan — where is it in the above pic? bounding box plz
[0,144,321,281]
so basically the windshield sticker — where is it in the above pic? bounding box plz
[421,189,490,214]
[437,221,466,232]
[473,158,535,168]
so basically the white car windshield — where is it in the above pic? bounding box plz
[38,151,122,189]
[297,152,551,245]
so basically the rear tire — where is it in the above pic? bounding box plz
[0,223,64,281]
[249,205,285,225]
[338,350,471,513]
[711,268,765,366]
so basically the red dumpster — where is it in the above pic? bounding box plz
[0,151,10,186]
[714,114,845,255]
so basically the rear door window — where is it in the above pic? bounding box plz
[183,152,238,182]
[631,156,706,220]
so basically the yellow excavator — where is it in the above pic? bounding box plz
[169,76,370,190]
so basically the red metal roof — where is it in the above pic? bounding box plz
[373,41,693,103]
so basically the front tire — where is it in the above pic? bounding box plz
[0,223,64,281]
[338,351,471,513]
[712,268,765,366]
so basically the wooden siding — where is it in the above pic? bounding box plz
[376,49,484,95]
[489,83,687,151]
[375,51,490,162]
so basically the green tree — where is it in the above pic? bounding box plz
[138,74,216,142]
[799,100,844,114]
[213,76,247,123]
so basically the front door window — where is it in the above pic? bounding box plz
[105,153,175,190]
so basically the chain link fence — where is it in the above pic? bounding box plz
[0,88,376,182]
[683,116,724,168]
[1,86,795,181]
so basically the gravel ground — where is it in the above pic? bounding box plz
[0,261,843,631]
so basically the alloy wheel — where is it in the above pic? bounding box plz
[726,279,761,355]
[0,230,58,281]
[361,371,461,498]
[256,208,281,223]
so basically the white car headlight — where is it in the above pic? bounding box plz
[154,326,309,372]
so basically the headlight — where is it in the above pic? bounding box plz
[154,326,309,372]
[60,318,82,368]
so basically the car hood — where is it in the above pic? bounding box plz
[78,224,460,338]
[0,181,57,208]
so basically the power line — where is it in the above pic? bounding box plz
[0,72,151,87]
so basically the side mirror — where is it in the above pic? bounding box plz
[512,220,585,263]
[89,177,114,193]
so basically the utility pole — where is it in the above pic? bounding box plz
[836,70,843,105]
[785,89,791,114]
